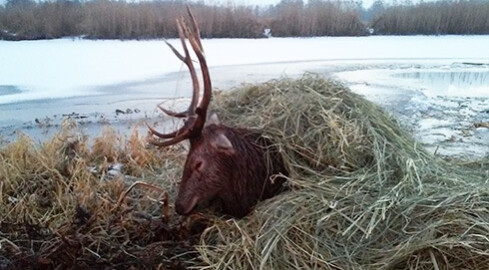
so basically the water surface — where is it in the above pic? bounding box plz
[394,70,489,97]
[336,64,489,159]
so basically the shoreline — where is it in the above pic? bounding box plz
[1,60,488,159]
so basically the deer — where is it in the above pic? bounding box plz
[146,8,288,218]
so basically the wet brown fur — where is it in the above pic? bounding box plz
[175,123,288,218]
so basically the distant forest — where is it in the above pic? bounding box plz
[0,0,488,40]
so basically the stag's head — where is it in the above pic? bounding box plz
[147,8,236,215]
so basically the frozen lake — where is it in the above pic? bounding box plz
[0,36,488,158]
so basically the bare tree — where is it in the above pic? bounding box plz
[372,0,489,35]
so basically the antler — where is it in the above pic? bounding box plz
[147,7,212,147]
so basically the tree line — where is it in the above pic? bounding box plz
[0,0,366,40]
[371,0,489,35]
[0,0,488,40]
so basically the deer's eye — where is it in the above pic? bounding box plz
[194,160,204,172]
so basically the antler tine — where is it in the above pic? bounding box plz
[185,8,212,128]
[186,6,203,52]
[174,19,200,116]
[157,104,187,118]
[146,101,191,139]
[157,19,200,118]
[145,122,179,139]
[147,116,198,147]
[148,8,210,147]
[147,129,192,147]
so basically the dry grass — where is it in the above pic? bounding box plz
[0,121,210,269]
[1,74,488,269]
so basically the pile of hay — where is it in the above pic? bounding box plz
[1,74,488,269]
[199,74,489,269]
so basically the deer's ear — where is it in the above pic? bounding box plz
[211,133,235,155]
[206,113,220,126]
